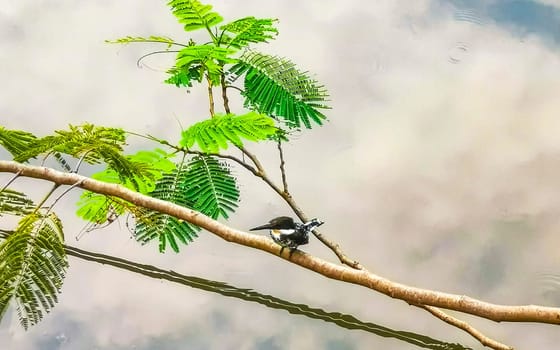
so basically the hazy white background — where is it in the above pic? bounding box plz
[1,0,560,348]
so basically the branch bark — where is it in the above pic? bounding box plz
[421,305,512,350]
[2,160,559,327]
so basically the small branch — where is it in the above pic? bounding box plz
[225,84,244,93]
[73,151,93,173]
[420,305,513,350]
[45,179,85,214]
[277,139,289,193]
[136,50,180,68]
[206,75,215,117]
[33,183,60,214]
[221,73,230,114]
[1,170,22,192]
[236,145,362,269]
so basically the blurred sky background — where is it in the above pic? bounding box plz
[1,0,560,349]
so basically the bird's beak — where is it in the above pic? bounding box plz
[249,223,274,231]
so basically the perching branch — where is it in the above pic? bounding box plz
[2,161,560,327]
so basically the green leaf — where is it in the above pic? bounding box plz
[132,155,240,253]
[0,213,68,330]
[75,149,175,224]
[229,51,330,129]
[13,124,155,191]
[0,189,35,217]
[105,35,178,49]
[167,0,223,32]
[220,17,278,49]
[14,123,126,164]
[179,112,277,153]
[133,163,200,253]
[165,65,204,87]
[184,156,239,220]
[0,127,37,159]
[170,44,237,86]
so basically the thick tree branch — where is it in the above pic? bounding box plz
[2,160,560,326]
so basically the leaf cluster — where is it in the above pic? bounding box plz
[180,112,277,153]
[230,51,330,128]
[133,155,239,252]
[0,211,67,330]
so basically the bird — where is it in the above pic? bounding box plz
[249,216,324,256]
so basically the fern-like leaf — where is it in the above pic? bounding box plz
[220,17,278,49]
[0,189,35,217]
[184,155,239,220]
[105,35,178,49]
[229,51,330,128]
[132,155,239,252]
[170,44,237,86]
[0,127,37,159]
[13,124,151,190]
[168,0,223,32]
[179,112,277,153]
[76,149,175,224]
[0,213,68,330]
[165,65,205,87]
[14,124,126,164]
[133,163,200,253]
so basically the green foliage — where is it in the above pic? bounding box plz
[165,65,204,88]
[168,0,223,32]
[0,189,35,217]
[179,112,277,153]
[105,35,178,49]
[169,44,237,86]
[133,155,239,252]
[76,194,125,225]
[0,127,37,159]
[13,123,153,191]
[0,213,68,330]
[184,155,239,219]
[14,123,126,164]
[76,149,175,224]
[220,17,279,49]
[133,162,200,253]
[229,51,330,128]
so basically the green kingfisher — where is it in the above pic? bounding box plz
[249,216,324,255]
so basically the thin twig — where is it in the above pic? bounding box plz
[73,151,93,173]
[136,50,180,68]
[420,305,513,350]
[0,170,22,192]
[236,145,362,269]
[277,139,289,193]
[225,84,244,93]
[32,183,60,214]
[45,179,85,214]
[221,73,230,114]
